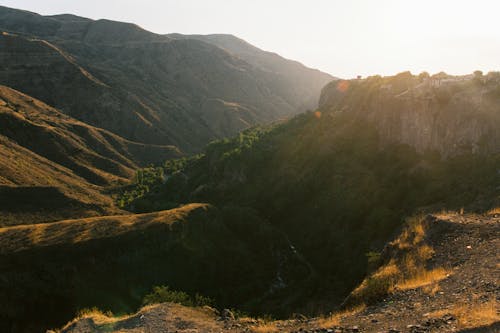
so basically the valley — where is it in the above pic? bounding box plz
[0,4,498,333]
[59,212,500,333]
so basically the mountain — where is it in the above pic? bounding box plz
[0,5,334,153]
[1,5,498,332]
[168,33,333,113]
[0,85,179,226]
[1,71,498,332]
[118,72,499,318]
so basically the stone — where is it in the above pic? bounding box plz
[221,308,235,321]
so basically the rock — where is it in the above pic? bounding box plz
[221,308,235,321]
[443,314,455,322]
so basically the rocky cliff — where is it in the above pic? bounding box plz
[319,72,500,157]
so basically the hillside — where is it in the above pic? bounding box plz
[120,72,499,318]
[58,212,500,333]
[0,5,333,153]
[0,204,311,332]
[0,85,179,225]
[168,33,334,112]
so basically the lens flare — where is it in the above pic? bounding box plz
[337,80,350,92]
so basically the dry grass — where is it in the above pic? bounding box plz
[416,244,435,260]
[315,304,366,328]
[348,215,453,304]
[54,307,117,332]
[394,267,450,291]
[0,203,209,254]
[422,282,440,296]
[428,299,499,329]
[486,207,500,215]
[250,322,280,333]
[75,307,114,324]
[396,215,426,249]
[373,260,399,279]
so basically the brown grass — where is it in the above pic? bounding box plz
[315,304,366,328]
[75,307,114,324]
[396,215,426,249]
[0,203,209,254]
[428,299,499,329]
[394,267,450,291]
[348,215,452,304]
[422,282,440,296]
[486,207,500,215]
[250,322,280,333]
[54,307,116,332]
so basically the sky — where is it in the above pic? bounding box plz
[1,0,499,78]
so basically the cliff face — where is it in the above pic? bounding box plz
[319,73,500,157]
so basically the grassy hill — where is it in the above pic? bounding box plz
[0,85,179,225]
[0,5,333,153]
[0,203,311,332]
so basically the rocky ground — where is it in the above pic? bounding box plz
[57,212,499,333]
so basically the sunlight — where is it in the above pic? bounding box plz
[3,0,498,77]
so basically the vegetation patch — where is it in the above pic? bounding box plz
[346,215,451,305]
[314,304,366,328]
[142,285,214,307]
[428,299,499,329]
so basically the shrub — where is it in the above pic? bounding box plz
[142,286,214,307]
[143,286,192,306]
[365,251,382,272]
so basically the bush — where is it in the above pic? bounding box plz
[142,286,214,307]
[358,276,392,303]
[365,251,382,272]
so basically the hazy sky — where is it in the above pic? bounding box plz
[2,0,499,78]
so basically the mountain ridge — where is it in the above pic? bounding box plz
[0,85,179,226]
[0,5,334,153]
